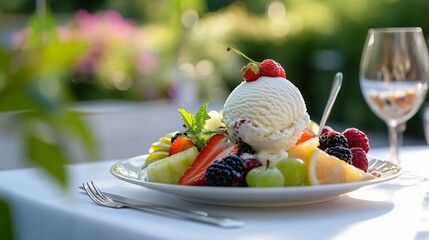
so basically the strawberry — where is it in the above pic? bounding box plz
[228,47,286,81]
[259,59,286,78]
[178,134,239,186]
[168,136,196,156]
[241,62,260,82]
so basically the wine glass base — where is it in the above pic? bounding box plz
[397,171,428,186]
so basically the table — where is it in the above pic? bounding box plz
[1,146,429,240]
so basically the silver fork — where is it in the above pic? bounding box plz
[81,181,244,228]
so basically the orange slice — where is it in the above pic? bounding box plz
[288,137,375,185]
[295,129,316,145]
[307,148,375,185]
[287,137,320,164]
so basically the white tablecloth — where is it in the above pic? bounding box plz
[1,146,429,240]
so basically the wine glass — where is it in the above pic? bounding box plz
[424,104,429,144]
[360,27,429,166]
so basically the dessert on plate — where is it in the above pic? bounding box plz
[144,48,376,187]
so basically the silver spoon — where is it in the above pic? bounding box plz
[308,73,343,171]
[317,72,343,136]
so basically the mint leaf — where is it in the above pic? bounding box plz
[195,103,210,132]
[177,103,214,150]
[178,108,195,132]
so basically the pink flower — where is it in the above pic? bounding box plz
[73,10,143,43]
[135,52,159,76]
[10,28,28,48]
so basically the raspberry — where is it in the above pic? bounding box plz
[325,146,353,164]
[319,131,349,150]
[320,126,334,135]
[343,128,370,153]
[242,158,262,174]
[350,147,368,172]
[204,155,245,186]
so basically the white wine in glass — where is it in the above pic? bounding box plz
[360,27,429,165]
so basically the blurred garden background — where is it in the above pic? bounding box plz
[1,0,429,173]
[3,1,429,238]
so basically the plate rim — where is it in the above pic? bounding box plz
[109,154,403,207]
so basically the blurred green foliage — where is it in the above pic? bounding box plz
[0,11,96,185]
[0,198,13,240]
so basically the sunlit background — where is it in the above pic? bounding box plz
[1,0,429,171]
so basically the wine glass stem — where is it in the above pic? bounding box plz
[387,123,400,165]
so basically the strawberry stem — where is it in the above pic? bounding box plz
[227,47,259,64]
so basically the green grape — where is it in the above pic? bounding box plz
[246,167,263,187]
[276,158,307,186]
[246,162,284,187]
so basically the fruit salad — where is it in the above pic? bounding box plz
[144,48,376,187]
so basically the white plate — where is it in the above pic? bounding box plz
[110,155,402,207]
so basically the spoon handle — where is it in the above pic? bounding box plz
[318,72,343,136]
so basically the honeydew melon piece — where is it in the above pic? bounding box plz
[147,147,198,184]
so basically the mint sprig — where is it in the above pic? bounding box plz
[178,103,222,150]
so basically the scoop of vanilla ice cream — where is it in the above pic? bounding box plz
[222,76,310,164]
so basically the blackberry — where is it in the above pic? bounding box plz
[325,146,353,164]
[205,155,245,187]
[223,155,245,175]
[237,141,255,155]
[205,162,235,186]
[319,131,349,150]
